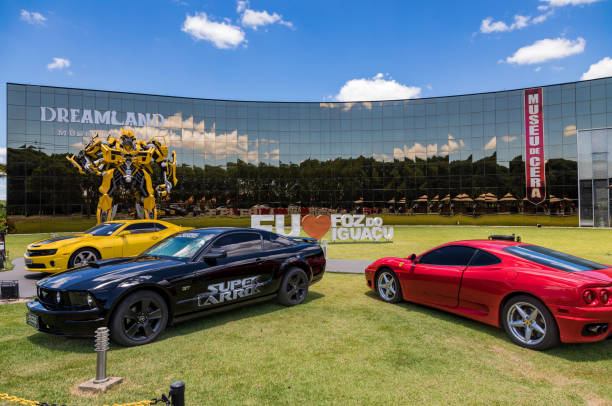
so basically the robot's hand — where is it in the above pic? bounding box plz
[66,154,86,175]
[156,183,172,197]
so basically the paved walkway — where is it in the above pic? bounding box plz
[1,258,45,298]
[325,259,370,274]
[1,257,369,298]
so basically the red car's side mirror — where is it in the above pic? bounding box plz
[409,253,417,262]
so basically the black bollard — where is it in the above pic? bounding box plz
[170,381,185,406]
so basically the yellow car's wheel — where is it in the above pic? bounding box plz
[68,248,100,268]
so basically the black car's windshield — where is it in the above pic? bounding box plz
[84,222,124,236]
[503,245,608,272]
[143,231,218,260]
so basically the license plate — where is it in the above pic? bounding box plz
[25,258,33,265]
[26,312,39,329]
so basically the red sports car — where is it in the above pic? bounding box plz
[365,236,612,350]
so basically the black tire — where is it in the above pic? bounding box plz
[277,267,309,306]
[68,248,100,268]
[501,295,560,350]
[110,290,168,347]
[376,268,402,303]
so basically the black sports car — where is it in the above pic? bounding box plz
[26,228,326,346]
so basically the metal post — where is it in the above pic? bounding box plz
[93,327,110,384]
[170,381,185,406]
[320,239,328,258]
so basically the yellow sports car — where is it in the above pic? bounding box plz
[24,220,190,273]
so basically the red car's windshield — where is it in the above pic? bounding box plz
[503,245,608,272]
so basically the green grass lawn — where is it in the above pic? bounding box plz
[6,226,612,268]
[2,233,72,271]
[1,226,612,404]
[325,226,612,264]
[1,273,611,405]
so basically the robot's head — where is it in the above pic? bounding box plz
[120,128,136,150]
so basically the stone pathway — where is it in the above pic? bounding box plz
[325,259,371,274]
[0,258,45,298]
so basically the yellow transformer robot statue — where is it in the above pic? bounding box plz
[66,128,178,223]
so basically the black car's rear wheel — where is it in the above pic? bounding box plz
[110,290,168,347]
[277,267,309,306]
[501,295,559,350]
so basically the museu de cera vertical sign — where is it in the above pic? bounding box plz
[524,87,545,205]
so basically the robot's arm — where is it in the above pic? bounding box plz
[144,136,177,197]
[156,150,178,197]
[66,135,106,176]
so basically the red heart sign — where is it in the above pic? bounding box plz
[301,215,331,240]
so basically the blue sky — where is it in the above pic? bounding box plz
[1,0,612,153]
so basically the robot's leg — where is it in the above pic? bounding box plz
[134,190,144,219]
[97,170,116,223]
[141,171,157,219]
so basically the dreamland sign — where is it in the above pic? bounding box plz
[251,214,394,242]
[40,107,165,128]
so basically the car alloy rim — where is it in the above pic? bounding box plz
[74,251,97,266]
[122,298,163,341]
[287,272,307,303]
[507,302,547,345]
[377,272,396,300]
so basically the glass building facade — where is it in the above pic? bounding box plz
[6,77,612,231]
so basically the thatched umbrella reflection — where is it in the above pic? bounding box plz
[499,193,518,213]
[452,193,473,215]
[412,194,428,214]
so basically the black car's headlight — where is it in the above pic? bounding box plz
[68,291,98,308]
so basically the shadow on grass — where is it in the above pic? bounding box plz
[27,291,325,353]
[157,291,325,345]
[24,272,48,280]
[27,334,92,353]
[364,290,612,361]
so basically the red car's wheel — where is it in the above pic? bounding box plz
[502,295,559,350]
[376,269,402,303]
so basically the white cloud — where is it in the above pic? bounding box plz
[0,147,6,165]
[532,12,552,23]
[20,9,47,25]
[484,137,497,150]
[505,37,585,65]
[237,1,248,12]
[540,0,600,6]
[534,66,542,72]
[47,57,70,70]
[182,12,246,49]
[480,15,525,33]
[335,73,421,102]
[480,12,550,34]
[581,57,612,80]
[241,9,293,29]
[237,1,293,30]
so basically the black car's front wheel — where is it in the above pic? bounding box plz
[110,290,168,347]
[501,295,559,350]
[277,267,309,306]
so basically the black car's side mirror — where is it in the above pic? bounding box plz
[409,253,417,262]
[203,249,227,260]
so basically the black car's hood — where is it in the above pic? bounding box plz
[38,256,185,291]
